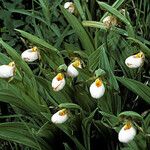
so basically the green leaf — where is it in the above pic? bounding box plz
[57,64,68,72]
[0,89,46,114]
[36,76,72,104]
[74,0,86,20]
[97,2,130,26]
[100,0,125,21]
[0,122,39,149]
[97,1,134,37]
[99,111,119,127]
[37,121,54,139]
[15,29,59,53]
[89,45,119,90]
[9,9,47,24]
[59,103,82,110]
[56,124,86,150]
[38,0,51,24]
[88,45,102,71]
[99,46,119,90]
[0,53,12,64]
[60,6,94,55]
[82,21,128,36]
[128,37,150,56]
[118,111,143,121]
[82,109,97,150]
[63,143,72,150]
[82,21,107,30]
[0,79,48,114]
[111,38,137,79]
[116,77,150,104]
[95,68,106,77]
[74,84,93,112]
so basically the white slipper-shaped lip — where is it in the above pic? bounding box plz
[0,61,15,78]
[125,51,145,68]
[52,73,66,91]
[51,109,69,124]
[21,46,40,62]
[67,59,82,77]
[90,78,105,99]
[118,121,136,143]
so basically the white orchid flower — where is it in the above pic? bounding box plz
[51,109,69,124]
[0,62,15,78]
[102,15,118,28]
[67,59,82,77]
[64,2,75,13]
[90,78,105,99]
[21,46,40,62]
[125,51,145,68]
[118,121,136,143]
[52,73,66,91]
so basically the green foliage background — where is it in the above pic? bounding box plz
[0,0,150,150]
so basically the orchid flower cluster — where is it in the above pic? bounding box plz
[51,59,82,91]
[51,58,106,100]
[49,52,144,145]
[0,12,145,144]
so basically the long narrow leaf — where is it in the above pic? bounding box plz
[117,77,150,104]
[15,29,59,53]
[0,122,39,149]
[60,6,95,55]
[128,37,150,56]
[100,0,125,21]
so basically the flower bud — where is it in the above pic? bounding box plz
[0,62,15,78]
[51,109,69,124]
[64,2,75,13]
[21,47,40,62]
[102,15,118,28]
[52,73,65,91]
[89,78,105,99]
[125,51,145,68]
